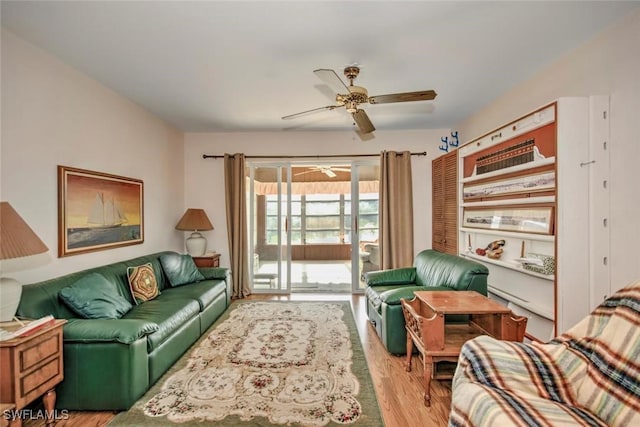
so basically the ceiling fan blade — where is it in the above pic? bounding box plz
[313,69,349,94]
[282,105,340,120]
[324,169,337,178]
[352,109,375,134]
[356,130,376,142]
[293,170,317,176]
[369,90,437,104]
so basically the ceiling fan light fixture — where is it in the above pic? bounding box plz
[346,101,358,113]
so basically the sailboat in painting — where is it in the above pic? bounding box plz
[87,193,127,229]
[67,193,139,250]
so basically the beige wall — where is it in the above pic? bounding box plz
[183,130,450,267]
[3,8,638,290]
[0,30,185,283]
[454,10,640,290]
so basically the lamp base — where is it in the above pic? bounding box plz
[0,277,22,322]
[185,232,207,257]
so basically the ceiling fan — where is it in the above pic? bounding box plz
[282,66,437,134]
[294,165,351,178]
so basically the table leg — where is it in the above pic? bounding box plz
[3,412,21,427]
[42,389,56,426]
[423,356,433,407]
[405,334,414,372]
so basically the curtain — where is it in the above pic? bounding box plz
[379,150,414,269]
[224,153,251,298]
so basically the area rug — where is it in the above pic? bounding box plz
[109,301,384,426]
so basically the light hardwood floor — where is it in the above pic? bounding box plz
[23,294,451,427]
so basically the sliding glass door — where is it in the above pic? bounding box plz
[248,164,292,293]
[349,162,380,292]
[248,160,379,294]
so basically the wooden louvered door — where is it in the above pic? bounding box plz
[443,151,458,254]
[432,150,458,254]
[432,156,445,252]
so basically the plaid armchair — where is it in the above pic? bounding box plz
[449,280,640,427]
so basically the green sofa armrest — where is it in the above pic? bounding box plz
[365,267,417,286]
[63,318,159,344]
[380,285,452,305]
[198,267,229,280]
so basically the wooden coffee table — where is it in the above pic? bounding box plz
[401,291,527,406]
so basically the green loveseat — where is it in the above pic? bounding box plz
[16,251,231,411]
[364,249,489,355]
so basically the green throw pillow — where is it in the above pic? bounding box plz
[127,263,160,304]
[160,253,205,287]
[59,273,133,319]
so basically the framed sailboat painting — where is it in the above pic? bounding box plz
[58,166,144,257]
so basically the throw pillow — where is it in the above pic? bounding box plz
[127,263,160,304]
[59,273,133,319]
[160,253,205,287]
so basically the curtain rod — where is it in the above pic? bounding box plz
[202,152,427,159]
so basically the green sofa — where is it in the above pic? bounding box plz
[16,251,231,411]
[364,249,489,355]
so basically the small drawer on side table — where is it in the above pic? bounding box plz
[193,253,220,268]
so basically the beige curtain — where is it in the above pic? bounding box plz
[224,153,251,298]
[379,150,414,269]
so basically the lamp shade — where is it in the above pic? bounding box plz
[1,201,48,260]
[175,209,214,231]
[0,201,49,322]
[175,209,213,257]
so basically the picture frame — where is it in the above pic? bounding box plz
[463,171,555,200]
[462,206,554,235]
[58,166,144,257]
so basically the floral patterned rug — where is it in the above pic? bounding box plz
[110,301,384,426]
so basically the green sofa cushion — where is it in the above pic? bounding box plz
[414,249,489,289]
[161,280,227,311]
[365,267,416,286]
[123,297,200,352]
[63,318,159,344]
[198,267,229,281]
[160,254,205,287]
[365,284,415,312]
[59,273,133,319]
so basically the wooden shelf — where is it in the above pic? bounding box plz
[460,227,555,242]
[461,252,555,281]
[461,195,555,208]
[488,285,554,320]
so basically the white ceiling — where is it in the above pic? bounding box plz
[2,1,638,133]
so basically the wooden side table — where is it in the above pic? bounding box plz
[0,404,15,427]
[0,319,66,426]
[401,291,526,406]
[192,253,220,268]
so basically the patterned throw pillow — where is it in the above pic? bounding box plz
[127,263,160,304]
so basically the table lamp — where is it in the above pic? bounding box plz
[175,208,213,257]
[0,202,49,322]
